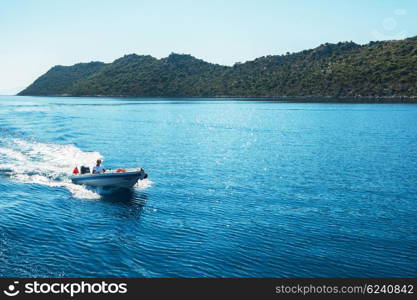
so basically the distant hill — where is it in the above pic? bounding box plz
[20,62,106,96]
[18,36,417,98]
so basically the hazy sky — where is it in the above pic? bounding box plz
[0,0,416,94]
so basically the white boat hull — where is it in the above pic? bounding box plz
[70,169,147,189]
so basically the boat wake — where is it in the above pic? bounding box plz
[0,138,151,199]
[136,178,153,190]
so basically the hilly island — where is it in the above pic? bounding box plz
[18,36,417,99]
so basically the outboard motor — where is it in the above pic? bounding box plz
[139,168,148,180]
[80,166,91,174]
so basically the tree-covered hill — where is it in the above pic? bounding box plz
[19,62,107,96]
[18,36,417,98]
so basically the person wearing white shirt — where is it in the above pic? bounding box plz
[92,159,105,174]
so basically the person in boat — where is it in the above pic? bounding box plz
[92,159,105,174]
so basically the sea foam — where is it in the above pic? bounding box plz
[0,138,102,199]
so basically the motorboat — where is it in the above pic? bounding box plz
[70,168,148,189]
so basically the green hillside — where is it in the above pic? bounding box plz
[19,36,417,98]
[20,62,106,96]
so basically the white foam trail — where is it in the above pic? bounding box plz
[135,178,153,190]
[0,138,101,199]
[0,147,27,161]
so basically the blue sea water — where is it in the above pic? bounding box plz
[0,95,416,277]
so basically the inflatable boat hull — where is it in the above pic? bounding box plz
[70,169,147,189]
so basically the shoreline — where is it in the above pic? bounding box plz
[14,94,417,103]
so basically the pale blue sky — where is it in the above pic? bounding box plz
[0,0,416,94]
